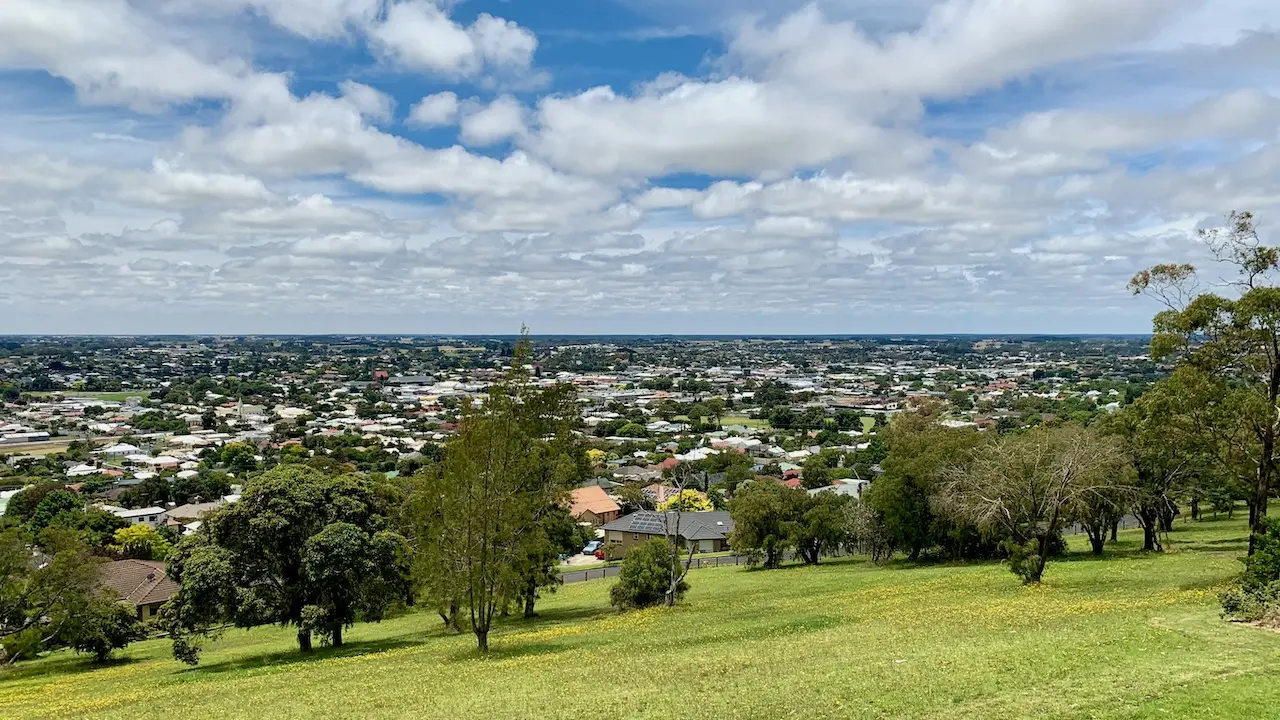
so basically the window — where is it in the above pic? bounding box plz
[148,516,156,522]
[633,533,640,540]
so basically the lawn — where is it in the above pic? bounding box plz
[861,415,877,434]
[3,519,1279,720]
[721,415,771,429]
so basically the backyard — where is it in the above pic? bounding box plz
[2,518,1278,720]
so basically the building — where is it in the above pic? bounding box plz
[98,559,180,621]
[568,486,621,526]
[104,505,168,528]
[600,510,735,557]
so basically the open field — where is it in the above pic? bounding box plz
[861,415,877,433]
[3,519,1279,720]
[0,440,74,456]
[721,415,771,429]
[26,391,145,402]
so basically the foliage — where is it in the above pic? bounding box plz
[863,411,985,560]
[1130,211,1280,553]
[3,483,63,525]
[162,465,410,663]
[26,490,83,534]
[728,482,799,568]
[940,425,1130,583]
[655,489,713,513]
[1,528,143,663]
[842,500,894,563]
[1221,517,1280,624]
[609,538,688,610]
[110,525,173,561]
[405,333,584,651]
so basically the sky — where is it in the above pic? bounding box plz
[1,0,1279,335]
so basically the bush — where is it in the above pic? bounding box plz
[609,538,687,610]
[1221,518,1280,623]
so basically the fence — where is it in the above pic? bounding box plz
[560,553,753,585]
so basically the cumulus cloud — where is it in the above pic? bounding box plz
[459,95,527,146]
[368,2,537,77]
[2,0,1278,331]
[407,92,460,127]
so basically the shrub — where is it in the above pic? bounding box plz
[609,538,687,610]
[1221,518,1280,623]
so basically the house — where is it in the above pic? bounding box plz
[600,510,735,556]
[103,505,168,528]
[98,559,180,621]
[167,500,226,523]
[808,478,869,499]
[568,486,621,526]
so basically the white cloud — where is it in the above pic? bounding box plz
[115,159,275,208]
[407,92,460,127]
[368,1,537,78]
[460,95,527,146]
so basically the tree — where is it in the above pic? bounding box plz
[863,412,984,560]
[656,489,713,513]
[1099,379,1208,552]
[706,398,726,429]
[220,442,258,476]
[1,529,142,664]
[409,333,583,652]
[302,522,411,648]
[162,465,409,663]
[110,525,173,561]
[27,490,83,534]
[800,455,832,489]
[940,426,1129,583]
[1130,211,1280,554]
[843,500,894,563]
[793,492,849,565]
[3,483,63,525]
[609,538,688,610]
[729,482,798,569]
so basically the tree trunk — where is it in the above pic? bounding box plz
[523,590,537,619]
[475,628,488,653]
[331,622,343,648]
[1250,454,1272,555]
[1110,520,1119,542]
[1190,498,1200,521]
[1159,504,1177,533]
[1084,526,1106,556]
[297,629,313,653]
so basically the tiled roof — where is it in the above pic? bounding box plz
[568,486,620,518]
[99,559,180,607]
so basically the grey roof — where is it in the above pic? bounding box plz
[600,511,734,541]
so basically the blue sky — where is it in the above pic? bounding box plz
[1,0,1279,334]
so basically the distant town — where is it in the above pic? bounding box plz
[1,334,1159,548]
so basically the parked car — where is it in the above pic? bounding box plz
[582,540,601,555]
[594,549,605,560]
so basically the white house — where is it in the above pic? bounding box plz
[104,505,168,528]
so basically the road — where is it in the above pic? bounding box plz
[560,553,752,584]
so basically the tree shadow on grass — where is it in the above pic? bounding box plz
[179,635,429,676]
[0,654,143,682]
[446,640,573,663]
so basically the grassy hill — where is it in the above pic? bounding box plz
[4,518,1280,719]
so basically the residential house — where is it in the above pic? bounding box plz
[568,485,621,526]
[99,559,180,621]
[600,510,735,557]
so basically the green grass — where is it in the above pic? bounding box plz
[4,519,1279,719]
[861,416,877,433]
[27,391,145,402]
[721,415,771,429]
